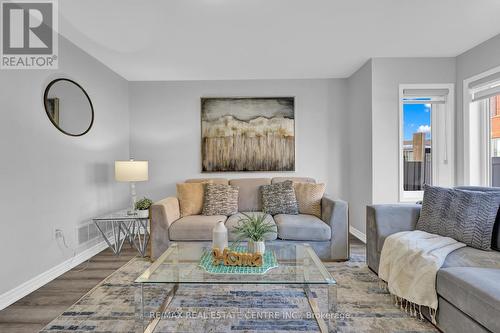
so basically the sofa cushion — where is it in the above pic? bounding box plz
[225,212,277,241]
[435,296,491,333]
[274,214,331,241]
[202,183,239,216]
[271,177,315,184]
[169,215,227,241]
[261,180,299,215]
[229,178,271,212]
[176,182,206,217]
[186,178,228,185]
[442,246,500,269]
[437,267,500,333]
[416,185,500,250]
[294,182,325,218]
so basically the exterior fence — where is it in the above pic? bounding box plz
[492,157,500,187]
[403,149,432,191]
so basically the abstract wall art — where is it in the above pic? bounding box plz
[201,97,295,172]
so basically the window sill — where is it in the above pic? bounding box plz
[399,191,423,203]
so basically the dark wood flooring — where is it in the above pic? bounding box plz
[0,235,365,333]
[0,246,139,333]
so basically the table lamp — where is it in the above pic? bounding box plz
[115,159,149,214]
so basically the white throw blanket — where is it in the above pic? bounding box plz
[378,230,465,323]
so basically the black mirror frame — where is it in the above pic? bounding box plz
[43,78,94,137]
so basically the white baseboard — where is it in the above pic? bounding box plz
[0,240,110,310]
[349,226,366,243]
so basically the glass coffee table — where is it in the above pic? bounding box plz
[135,243,337,333]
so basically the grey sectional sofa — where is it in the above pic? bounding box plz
[150,177,349,261]
[367,186,500,333]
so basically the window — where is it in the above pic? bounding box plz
[399,85,454,201]
[464,70,500,186]
[402,101,432,191]
[490,96,500,186]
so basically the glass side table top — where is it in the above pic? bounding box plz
[93,209,148,221]
[92,209,150,256]
[135,242,336,285]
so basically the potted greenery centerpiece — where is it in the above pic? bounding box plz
[233,213,276,254]
[135,197,153,218]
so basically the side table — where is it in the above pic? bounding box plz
[93,209,149,257]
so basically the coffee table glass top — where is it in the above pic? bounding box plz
[135,243,335,285]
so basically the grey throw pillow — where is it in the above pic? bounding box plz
[202,184,239,216]
[261,180,299,215]
[416,185,500,250]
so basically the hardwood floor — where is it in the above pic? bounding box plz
[0,246,139,333]
[0,235,365,333]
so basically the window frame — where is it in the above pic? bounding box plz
[463,66,500,187]
[398,83,455,202]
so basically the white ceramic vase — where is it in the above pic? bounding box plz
[212,221,228,250]
[136,210,149,218]
[248,240,265,254]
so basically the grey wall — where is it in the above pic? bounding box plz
[347,60,373,234]
[371,58,456,206]
[0,36,130,296]
[346,58,456,234]
[129,79,349,201]
[456,34,500,184]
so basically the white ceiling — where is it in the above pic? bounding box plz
[59,0,500,81]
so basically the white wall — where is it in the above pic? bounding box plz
[129,79,349,201]
[456,34,500,185]
[371,58,456,206]
[347,60,373,234]
[0,36,130,298]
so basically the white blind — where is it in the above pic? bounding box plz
[468,71,500,90]
[402,88,449,104]
[469,71,500,102]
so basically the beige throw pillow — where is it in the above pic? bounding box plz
[294,182,326,218]
[176,182,206,217]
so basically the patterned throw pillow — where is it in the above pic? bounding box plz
[202,184,239,216]
[261,180,299,215]
[294,182,326,218]
[416,185,500,250]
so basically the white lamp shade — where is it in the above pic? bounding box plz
[115,160,148,182]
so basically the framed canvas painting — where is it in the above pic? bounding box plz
[201,97,295,172]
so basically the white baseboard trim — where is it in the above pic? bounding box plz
[0,240,110,311]
[349,226,366,243]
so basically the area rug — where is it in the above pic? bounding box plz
[40,246,437,333]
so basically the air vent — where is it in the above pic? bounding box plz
[78,222,110,245]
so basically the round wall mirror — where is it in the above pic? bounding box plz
[43,78,94,136]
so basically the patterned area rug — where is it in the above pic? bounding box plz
[40,245,437,333]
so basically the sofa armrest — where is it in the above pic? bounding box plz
[366,204,421,273]
[150,197,180,260]
[322,196,349,260]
